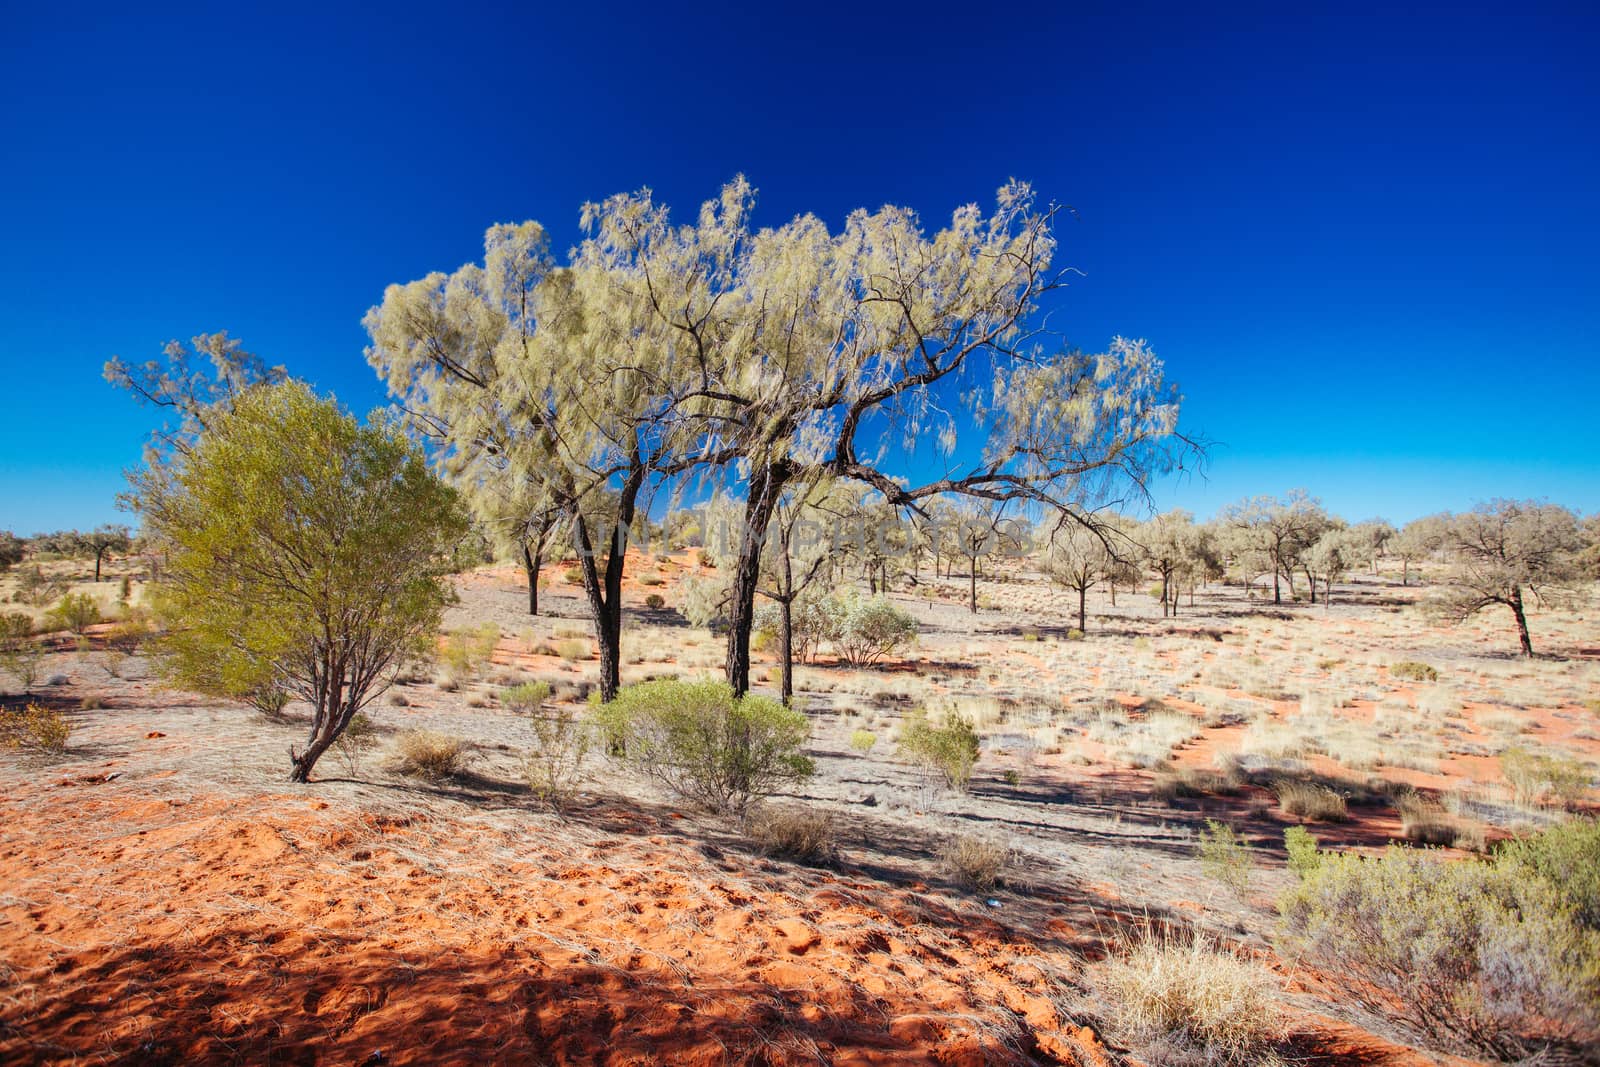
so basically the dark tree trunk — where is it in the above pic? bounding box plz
[778,595,794,706]
[1273,567,1282,605]
[969,562,978,614]
[1077,585,1087,633]
[1402,559,1409,586]
[522,542,542,616]
[1304,565,1317,605]
[1108,580,1117,607]
[1160,571,1171,617]
[726,462,786,698]
[1509,584,1534,657]
[94,549,104,583]
[575,466,644,703]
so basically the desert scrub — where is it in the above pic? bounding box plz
[1496,816,1600,930]
[896,706,980,792]
[941,832,1010,890]
[333,711,379,775]
[0,702,70,754]
[1500,745,1593,808]
[47,591,101,635]
[643,592,665,609]
[555,638,589,662]
[524,702,591,808]
[848,728,877,754]
[1389,660,1439,682]
[501,681,552,715]
[1197,819,1252,895]
[1284,826,1321,878]
[831,595,917,667]
[394,730,468,780]
[1098,928,1285,1067]
[1271,778,1348,821]
[593,679,813,813]
[1277,836,1600,1060]
[745,803,835,863]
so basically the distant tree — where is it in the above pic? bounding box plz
[1305,525,1365,607]
[104,332,288,457]
[1139,509,1196,617]
[1577,513,1600,580]
[1350,519,1397,576]
[0,532,24,572]
[1390,513,1450,586]
[132,380,466,782]
[1045,518,1119,631]
[1220,491,1326,604]
[74,524,132,582]
[1429,500,1585,656]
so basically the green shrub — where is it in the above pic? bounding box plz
[1277,839,1600,1059]
[394,730,468,780]
[524,702,591,808]
[848,728,877,754]
[563,567,584,584]
[1390,661,1439,682]
[1065,628,1085,641]
[832,596,917,667]
[501,681,552,715]
[48,592,101,635]
[0,613,44,693]
[746,803,835,863]
[1099,928,1285,1066]
[1198,820,1251,896]
[592,679,813,812]
[0,702,71,753]
[333,712,379,775]
[1496,817,1600,931]
[643,593,666,610]
[555,638,589,662]
[896,707,980,792]
[1284,826,1320,879]
[1501,746,1593,808]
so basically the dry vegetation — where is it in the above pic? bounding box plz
[2,547,1597,1065]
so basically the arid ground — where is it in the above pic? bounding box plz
[2,553,1595,1065]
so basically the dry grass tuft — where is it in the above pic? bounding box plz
[940,832,1010,891]
[1272,779,1349,822]
[394,730,468,780]
[745,804,836,863]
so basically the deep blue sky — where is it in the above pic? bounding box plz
[2,2,1596,533]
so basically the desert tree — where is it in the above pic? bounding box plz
[0,532,24,572]
[1429,499,1585,656]
[1305,524,1365,607]
[1220,490,1326,605]
[68,525,132,583]
[104,332,288,457]
[1580,513,1600,580]
[131,380,466,782]
[1139,509,1196,617]
[1045,515,1122,631]
[579,178,1190,695]
[1350,518,1396,576]
[1390,512,1450,586]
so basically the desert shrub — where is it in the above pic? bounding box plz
[16,566,67,607]
[1065,628,1085,641]
[0,613,44,693]
[555,638,589,662]
[1390,660,1439,683]
[0,703,70,753]
[643,592,665,610]
[1284,826,1320,879]
[896,707,980,792]
[440,623,499,680]
[1394,792,1459,845]
[848,728,877,754]
[832,596,917,667]
[1501,746,1593,808]
[394,730,468,780]
[746,803,835,863]
[941,832,1009,890]
[1496,817,1600,931]
[248,686,292,719]
[78,693,106,710]
[333,712,379,775]
[1277,840,1600,1059]
[524,703,592,808]
[638,574,664,587]
[1198,819,1251,895]
[563,567,583,584]
[1271,778,1348,822]
[47,592,101,635]
[501,681,552,715]
[1099,928,1285,1066]
[593,679,813,812]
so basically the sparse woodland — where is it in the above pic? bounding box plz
[1,183,1598,1066]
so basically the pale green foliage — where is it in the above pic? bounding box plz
[831,595,917,667]
[1,703,71,754]
[1197,819,1251,895]
[501,681,552,715]
[593,679,813,812]
[47,592,101,635]
[524,703,592,809]
[104,331,288,458]
[1500,745,1593,808]
[1284,826,1321,879]
[897,706,981,792]
[132,380,467,782]
[0,614,44,693]
[333,712,379,776]
[848,728,877,754]
[1496,817,1600,931]
[1278,839,1600,1058]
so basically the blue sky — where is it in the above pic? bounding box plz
[1,2,1596,533]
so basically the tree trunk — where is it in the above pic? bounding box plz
[94,549,105,583]
[1160,572,1170,617]
[574,465,644,703]
[1077,585,1087,633]
[1304,565,1317,605]
[726,462,786,698]
[522,542,541,616]
[778,595,794,706]
[1108,580,1116,607]
[1273,568,1281,605]
[1402,559,1409,586]
[1509,585,1534,656]
[969,563,978,614]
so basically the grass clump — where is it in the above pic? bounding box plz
[593,679,813,813]
[0,702,70,754]
[745,803,836,863]
[524,702,591,809]
[501,681,552,715]
[1278,826,1600,1060]
[848,728,877,754]
[1099,928,1285,1067]
[1198,819,1251,896]
[643,593,665,610]
[555,638,589,662]
[941,832,1009,890]
[1271,778,1348,822]
[1390,660,1439,683]
[1501,745,1593,809]
[394,729,468,780]
[896,706,980,792]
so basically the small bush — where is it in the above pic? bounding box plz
[746,804,835,863]
[941,832,1009,890]
[832,596,917,667]
[334,712,379,775]
[643,593,666,610]
[638,574,664,587]
[78,693,106,710]
[394,730,467,780]
[1272,778,1348,822]
[525,703,591,808]
[896,707,981,792]
[501,681,552,715]
[1395,792,1458,845]
[1501,746,1593,808]
[1065,628,1085,641]
[555,638,589,662]
[563,567,584,584]
[1,703,71,753]
[1496,817,1600,931]
[48,592,101,635]
[0,613,44,692]
[1285,826,1320,879]
[848,728,877,754]
[1278,837,1600,1059]
[1198,820,1251,896]
[1099,928,1285,1066]
[1390,661,1439,683]
[593,679,813,812]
